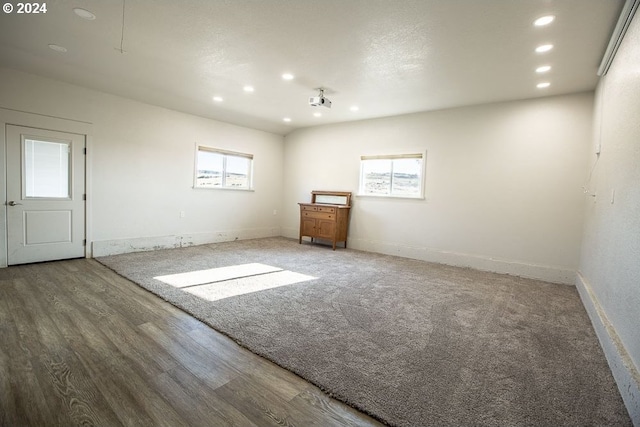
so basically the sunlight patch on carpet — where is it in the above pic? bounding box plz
[154,263,283,288]
[184,270,317,302]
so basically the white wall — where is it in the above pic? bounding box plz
[283,93,594,284]
[0,67,284,260]
[576,10,640,424]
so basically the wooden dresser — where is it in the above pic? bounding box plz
[299,191,352,250]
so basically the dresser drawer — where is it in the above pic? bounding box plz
[317,206,336,213]
[301,205,318,212]
[302,211,334,220]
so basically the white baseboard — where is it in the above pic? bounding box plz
[350,238,575,284]
[280,227,575,284]
[576,272,640,426]
[92,227,281,257]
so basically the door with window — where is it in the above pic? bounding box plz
[6,125,85,265]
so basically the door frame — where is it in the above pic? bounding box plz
[1,107,93,268]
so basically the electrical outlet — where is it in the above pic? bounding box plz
[180,210,185,218]
[595,143,601,155]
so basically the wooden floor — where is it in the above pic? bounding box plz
[0,259,383,427]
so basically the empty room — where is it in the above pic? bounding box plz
[0,0,638,426]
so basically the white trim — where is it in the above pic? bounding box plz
[598,0,639,76]
[280,226,574,284]
[576,272,640,425]
[347,237,575,284]
[84,134,93,258]
[192,187,255,192]
[92,227,280,257]
[1,119,6,268]
[356,194,426,201]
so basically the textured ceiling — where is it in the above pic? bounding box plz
[0,0,624,135]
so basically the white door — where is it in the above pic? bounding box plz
[6,125,85,265]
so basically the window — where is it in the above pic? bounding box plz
[24,137,71,198]
[195,146,253,190]
[359,153,424,198]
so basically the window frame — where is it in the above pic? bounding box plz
[358,152,426,199]
[194,145,254,191]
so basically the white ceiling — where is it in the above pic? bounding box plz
[0,0,624,135]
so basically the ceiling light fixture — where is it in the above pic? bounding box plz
[537,82,551,89]
[282,73,294,80]
[243,85,254,93]
[534,15,555,27]
[313,112,322,117]
[48,44,67,52]
[350,106,359,112]
[535,44,554,53]
[536,65,551,73]
[73,8,96,20]
[213,96,223,102]
[283,117,292,122]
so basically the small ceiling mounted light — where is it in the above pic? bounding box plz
[283,117,292,122]
[534,15,555,27]
[537,82,551,89]
[313,112,322,117]
[213,96,223,102]
[350,106,359,112]
[73,8,96,20]
[243,85,254,93]
[536,65,551,73]
[48,44,67,52]
[282,73,294,80]
[535,44,554,53]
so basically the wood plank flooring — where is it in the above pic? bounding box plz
[0,259,383,427]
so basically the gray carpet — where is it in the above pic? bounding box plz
[96,237,632,427]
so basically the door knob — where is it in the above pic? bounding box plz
[7,201,22,206]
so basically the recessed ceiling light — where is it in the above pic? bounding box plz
[283,117,292,122]
[48,44,67,53]
[213,96,223,102]
[535,44,554,53]
[282,73,294,80]
[537,82,551,89]
[536,65,551,73]
[534,15,555,27]
[350,106,359,112]
[313,112,322,117]
[243,85,254,93]
[73,8,96,20]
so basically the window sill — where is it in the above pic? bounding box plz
[193,186,255,192]
[356,193,425,201]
